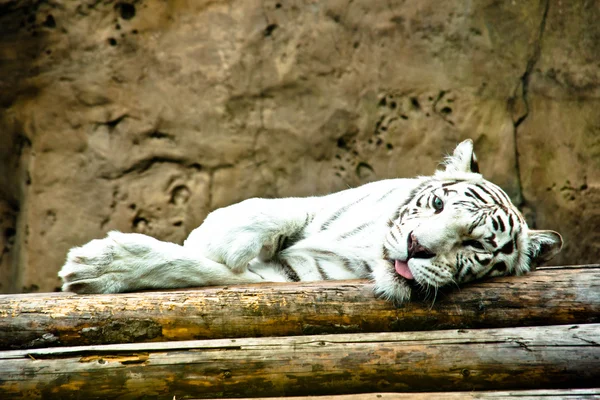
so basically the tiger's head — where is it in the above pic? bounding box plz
[380,139,562,302]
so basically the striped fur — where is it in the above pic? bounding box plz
[59,140,563,304]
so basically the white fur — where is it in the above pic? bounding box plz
[59,140,562,303]
[60,178,421,296]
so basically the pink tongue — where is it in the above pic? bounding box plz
[395,260,414,280]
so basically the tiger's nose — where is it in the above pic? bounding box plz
[407,232,436,259]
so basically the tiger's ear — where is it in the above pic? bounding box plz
[443,139,480,174]
[527,230,563,266]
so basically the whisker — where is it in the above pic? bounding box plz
[450,278,461,291]
[429,284,439,310]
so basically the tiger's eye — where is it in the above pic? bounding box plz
[432,195,444,212]
[463,239,485,250]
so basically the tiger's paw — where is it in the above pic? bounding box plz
[58,232,139,294]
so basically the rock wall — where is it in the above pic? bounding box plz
[0,0,598,293]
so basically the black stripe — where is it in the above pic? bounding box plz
[416,183,435,194]
[464,192,476,201]
[383,237,395,251]
[339,221,374,239]
[474,213,485,228]
[404,180,435,206]
[487,183,512,205]
[301,213,314,230]
[389,228,400,243]
[491,261,507,274]
[390,208,401,222]
[455,254,467,278]
[279,213,312,252]
[362,261,373,274]
[455,200,480,213]
[321,194,370,231]
[280,260,300,282]
[468,213,485,234]
[441,180,462,187]
[382,246,390,260]
[399,208,408,221]
[497,216,506,232]
[280,231,306,252]
[485,235,497,247]
[498,240,514,255]
[491,218,498,230]
[314,259,329,280]
[466,187,487,204]
[475,183,502,205]
[313,249,337,258]
[276,235,286,251]
[340,257,354,273]
[443,188,458,196]
[474,254,492,266]
[374,187,401,203]
[460,266,472,281]
[454,199,478,207]
[389,179,434,223]
[416,195,423,207]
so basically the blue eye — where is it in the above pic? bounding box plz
[432,195,444,212]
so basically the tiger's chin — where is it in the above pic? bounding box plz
[372,259,416,305]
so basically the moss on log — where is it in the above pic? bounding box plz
[1,265,599,350]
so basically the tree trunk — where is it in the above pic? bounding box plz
[1,265,599,350]
[0,324,598,400]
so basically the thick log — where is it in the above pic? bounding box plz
[1,265,599,350]
[0,324,599,399]
[215,389,600,399]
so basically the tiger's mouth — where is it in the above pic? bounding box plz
[388,231,437,281]
[394,260,414,280]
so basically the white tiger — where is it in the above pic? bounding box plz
[59,140,563,303]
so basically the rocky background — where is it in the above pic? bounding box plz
[0,0,598,293]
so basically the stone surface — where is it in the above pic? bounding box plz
[517,1,600,267]
[0,0,597,293]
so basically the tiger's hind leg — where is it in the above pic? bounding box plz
[59,231,267,294]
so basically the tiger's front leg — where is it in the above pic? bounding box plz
[185,197,319,272]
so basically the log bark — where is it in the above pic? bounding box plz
[215,388,600,400]
[0,324,599,400]
[1,265,599,349]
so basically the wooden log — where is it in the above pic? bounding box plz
[214,388,600,400]
[1,265,599,350]
[0,324,599,399]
